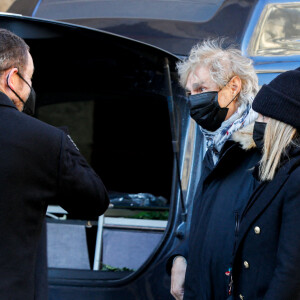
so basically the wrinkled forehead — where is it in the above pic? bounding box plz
[186,65,214,89]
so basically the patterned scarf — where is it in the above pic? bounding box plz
[200,102,258,164]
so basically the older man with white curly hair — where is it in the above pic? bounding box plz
[167,39,261,300]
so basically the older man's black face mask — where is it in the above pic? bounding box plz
[188,88,237,132]
[7,72,36,116]
[188,91,226,131]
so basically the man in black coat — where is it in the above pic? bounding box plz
[0,29,109,299]
[169,40,261,300]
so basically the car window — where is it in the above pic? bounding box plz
[257,72,281,86]
[38,94,172,274]
[248,3,300,56]
[31,0,224,22]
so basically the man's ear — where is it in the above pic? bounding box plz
[230,76,242,95]
[6,68,19,91]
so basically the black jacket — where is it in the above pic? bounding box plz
[167,127,261,300]
[232,144,300,300]
[0,92,109,299]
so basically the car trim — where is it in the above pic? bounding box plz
[256,69,285,73]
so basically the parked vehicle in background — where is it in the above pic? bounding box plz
[5,0,259,56]
[0,0,300,299]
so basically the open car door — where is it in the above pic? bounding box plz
[0,14,204,300]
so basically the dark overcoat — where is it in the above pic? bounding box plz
[232,145,300,300]
[167,129,261,300]
[0,92,109,299]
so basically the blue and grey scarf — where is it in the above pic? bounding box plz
[200,102,258,164]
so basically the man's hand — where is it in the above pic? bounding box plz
[170,256,187,300]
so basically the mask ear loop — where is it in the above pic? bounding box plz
[17,72,32,89]
[6,71,26,105]
[222,77,240,108]
[225,93,239,108]
[6,71,12,89]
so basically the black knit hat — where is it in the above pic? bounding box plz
[252,67,300,129]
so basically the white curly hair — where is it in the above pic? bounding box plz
[177,39,258,106]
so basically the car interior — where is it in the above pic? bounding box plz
[22,24,179,277]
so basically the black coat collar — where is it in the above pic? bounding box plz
[0,91,18,111]
[204,140,257,184]
[235,148,300,252]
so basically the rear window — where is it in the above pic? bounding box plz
[33,0,224,22]
[248,3,300,56]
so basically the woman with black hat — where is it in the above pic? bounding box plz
[231,68,300,300]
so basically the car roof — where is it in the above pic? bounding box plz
[0,13,179,62]
[8,0,258,56]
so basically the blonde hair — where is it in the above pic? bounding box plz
[177,39,258,106]
[259,118,298,181]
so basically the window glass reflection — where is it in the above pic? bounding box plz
[248,3,300,56]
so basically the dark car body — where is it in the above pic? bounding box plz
[1,0,300,299]
[0,14,191,300]
[7,0,259,56]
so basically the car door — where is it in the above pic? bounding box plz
[0,15,201,300]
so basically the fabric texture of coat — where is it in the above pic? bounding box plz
[0,92,109,300]
[232,142,300,300]
[167,124,261,300]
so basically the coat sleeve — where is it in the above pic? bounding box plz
[263,170,300,300]
[57,132,109,220]
[166,240,189,275]
[165,153,210,275]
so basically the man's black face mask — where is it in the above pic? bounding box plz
[253,121,267,151]
[7,72,36,116]
[188,91,228,131]
[188,84,237,132]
